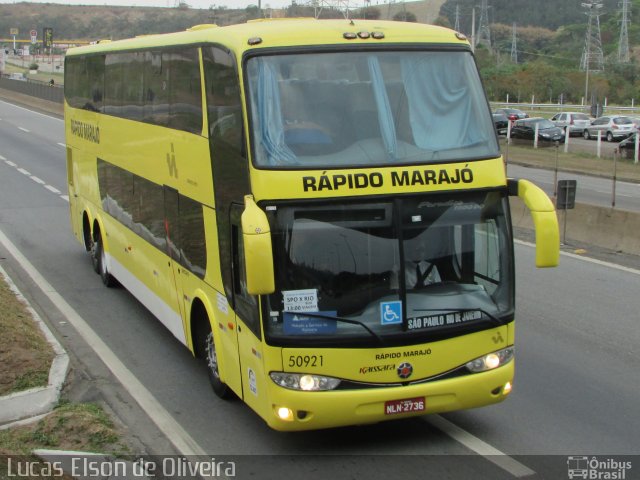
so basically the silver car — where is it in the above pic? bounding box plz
[550,112,591,136]
[582,115,636,142]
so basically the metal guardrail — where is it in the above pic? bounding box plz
[0,76,63,104]
[491,102,640,115]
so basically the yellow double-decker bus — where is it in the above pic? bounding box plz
[64,19,559,431]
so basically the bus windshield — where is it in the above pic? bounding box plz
[246,50,499,168]
[263,191,514,346]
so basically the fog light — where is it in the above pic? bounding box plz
[276,407,294,422]
[503,381,512,395]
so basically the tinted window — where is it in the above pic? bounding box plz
[203,46,243,154]
[69,48,202,134]
[97,159,206,278]
[65,56,89,109]
[143,51,170,127]
[166,49,203,133]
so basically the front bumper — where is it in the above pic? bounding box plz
[263,361,514,431]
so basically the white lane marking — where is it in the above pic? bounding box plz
[427,415,536,478]
[0,99,63,121]
[57,143,66,148]
[18,127,30,133]
[5,160,16,167]
[515,239,640,276]
[0,155,5,160]
[60,195,69,202]
[17,168,31,175]
[31,176,45,185]
[45,185,61,194]
[0,228,207,457]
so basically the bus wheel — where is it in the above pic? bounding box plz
[93,231,117,288]
[205,331,231,399]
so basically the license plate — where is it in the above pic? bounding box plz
[384,397,425,415]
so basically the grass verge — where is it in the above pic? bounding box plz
[502,143,640,183]
[0,270,130,472]
[0,274,53,396]
[0,401,129,456]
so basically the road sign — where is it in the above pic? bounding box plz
[10,28,18,36]
[43,28,53,48]
[30,29,37,44]
[557,180,577,210]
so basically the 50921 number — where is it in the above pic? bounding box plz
[288,355,324,368]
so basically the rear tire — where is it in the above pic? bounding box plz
[583,129,591,140]
[606,132,614,142]
[92,230,117,288]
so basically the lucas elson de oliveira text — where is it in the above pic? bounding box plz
[6,457,236,477]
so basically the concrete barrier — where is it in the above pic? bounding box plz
[510,198,640,256]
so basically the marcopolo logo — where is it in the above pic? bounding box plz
[567,456,632,479]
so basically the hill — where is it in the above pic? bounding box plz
[0,1,447,43]
[439,0,625,32]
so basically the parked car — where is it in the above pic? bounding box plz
[494,108,529,121]
[582,115,636,142]
[492,112,509,136]
[550,112,591,136]
[510,118,564,142]
[617,132,639,159]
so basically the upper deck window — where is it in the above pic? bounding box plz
[246,50,498,168]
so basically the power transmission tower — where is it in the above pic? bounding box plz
[454,4,460,32]
[306,0,351,19]
[618,0,631,63]
[580,1,605,72]
[510,22,518,64]
[475,0,491,49]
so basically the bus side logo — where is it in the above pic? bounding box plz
[167,143,178,178]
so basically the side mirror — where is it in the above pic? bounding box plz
[241,195,275,295]
[508,178,560,268]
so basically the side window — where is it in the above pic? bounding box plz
[105,53,124,117]
[133,176,166,250]
[86,55,105,112]
[143,51,170,127]
[122,52,145,122]
[166,48,203,134]
[65,56,89,109]
[178,195,207,279]
[231,208,260,337]
[203,46,244,156]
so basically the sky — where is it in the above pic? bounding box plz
[0,0,299,10]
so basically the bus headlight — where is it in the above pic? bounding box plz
[465,347,514,373]
[270,372,341,391]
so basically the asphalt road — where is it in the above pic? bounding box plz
[1,100,639,479]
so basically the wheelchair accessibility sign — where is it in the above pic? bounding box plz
[380,301,402,325]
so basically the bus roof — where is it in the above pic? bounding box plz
[66,19,469,57]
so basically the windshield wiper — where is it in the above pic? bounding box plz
[287,311,385,345]
[412,308,503,327]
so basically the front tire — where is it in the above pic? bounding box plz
[205,331,232,399]
[606,131,614,142]
[583,129,591,140]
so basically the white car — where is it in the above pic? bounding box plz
[582,115,636,142]
[550,112,591,136]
